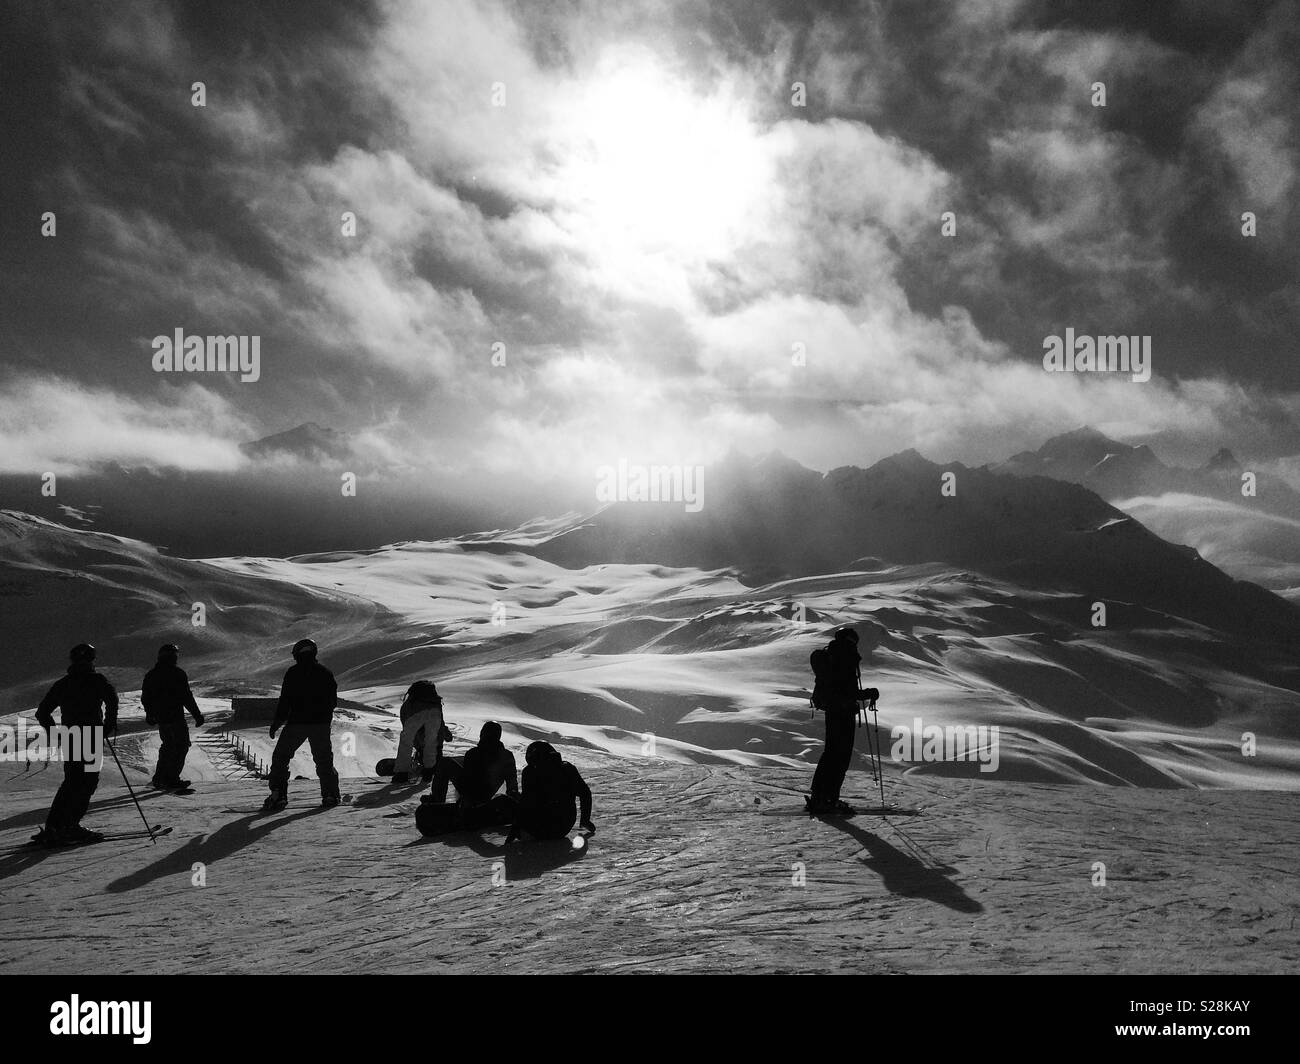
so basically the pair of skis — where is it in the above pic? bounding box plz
[0,826,173,858]
[0,736,175,857]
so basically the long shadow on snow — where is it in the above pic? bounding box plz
[102,807,327,893]
[406,831,588,880]
[822,817,983,914]
[350,782,428,809]
[0,789,168,833]
[0,847,61,882]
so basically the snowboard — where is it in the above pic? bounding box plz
[1,825,173,857]
[375,754,433,778]
[415,797,514,837]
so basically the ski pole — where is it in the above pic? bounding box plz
[858,664,886,807]
[104,733,156,842]
[868,699,885,808]
[856,665,875,776]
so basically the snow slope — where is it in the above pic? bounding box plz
[0,759,1295,974]
[3,508,1299,789]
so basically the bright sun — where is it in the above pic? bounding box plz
[560,52,770,273]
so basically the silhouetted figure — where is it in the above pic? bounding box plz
[505,741,594,842]
[428,720,519,806]
[32,644,118,845]
[142,643,204,792]
[808,627,874,814]
[392,680,450,785]
[264,639,340,811]
[416,720,520,834]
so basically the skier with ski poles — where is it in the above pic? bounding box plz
[807,627,880,815]
[31,643,118,846]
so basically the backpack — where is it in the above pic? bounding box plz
[408,680,440,705]
[809,644,834,710]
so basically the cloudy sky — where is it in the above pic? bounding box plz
[1,0,1297,487]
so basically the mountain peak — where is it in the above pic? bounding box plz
[241,423,352,463]
[1203,448,1242,474]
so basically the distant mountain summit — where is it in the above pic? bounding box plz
[991,427,1296,515]
[240,422,353,464]
[535,449,1300,646]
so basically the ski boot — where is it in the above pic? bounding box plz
[31,825,68,848]
[262,789,289,813]
[65,825,105,844]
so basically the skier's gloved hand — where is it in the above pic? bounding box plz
[269,724,280,740]
[581,819,596,835]
[192,711,205,726]
[860,687,879,703]
[35,711,54,734]
[439,724,453,743]
[103,721,117,739]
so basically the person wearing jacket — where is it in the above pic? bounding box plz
[264,639,340,811]
[427,720,519,807]
[506,741,594,842]
[142,643,205,792]
[392,680,450,785]
[33,643,118,845]
[808,626,877,814]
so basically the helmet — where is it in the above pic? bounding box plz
[835,627,859,645]
[69,643,96,663]
[291,638,318,661]
[158,643,180,661]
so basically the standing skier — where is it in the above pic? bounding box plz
[142,643,205,792]
[807,627,877,815]
[264,639,340,811]
[33,644,118,845]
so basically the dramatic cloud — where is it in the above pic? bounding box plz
[1,0,1296,477]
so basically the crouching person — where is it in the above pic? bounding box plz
[393,680,448,785]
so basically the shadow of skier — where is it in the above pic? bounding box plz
[102,807,328,893]
[822,817,983,913]
[0,846,60,883]
[0,789,168,833]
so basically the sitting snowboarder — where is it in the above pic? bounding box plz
[427,720,518,805]
[416,721,519,836]
[392,680,451,785]
[807,626,877,815]
[142,643,205,793]
[505,741,594,843]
